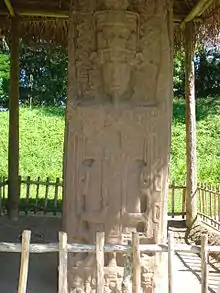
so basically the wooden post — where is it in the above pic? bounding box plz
[184,22,197,228]
[132,232,141,293]
[201,234,208,293]
[58,231,68,293]
[168,231,174,293]
[17,230,31,293]
[96,232,105,293]
[8,16,20,220]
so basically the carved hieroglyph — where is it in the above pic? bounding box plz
[63,0,173,292]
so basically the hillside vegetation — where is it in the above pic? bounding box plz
[0,97,219,184]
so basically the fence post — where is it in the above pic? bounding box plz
[201,234,208,293]
[44,177,50,214]
[35,177,40,214]
[182,185,186,219]
[168,231,174,293]
[132,232,141,293]
[171,181,175,218]
[202,182,205,221]
[0,177,2,216]
[96,232,105,293]
[17,230,31,293]
[58,231,68,293]
[54,177,60,215]
[25,176,31,215]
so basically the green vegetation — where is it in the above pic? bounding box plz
[171,97,220,184]
[0,97,219,186]
[0,107,65,180]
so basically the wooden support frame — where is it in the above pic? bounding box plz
[180,0,215,29]
[8,16,20,220]
[3,0,15,16]
[184,22,197,228]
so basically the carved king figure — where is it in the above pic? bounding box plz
[63,0,173,292]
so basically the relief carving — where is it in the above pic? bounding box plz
[65,0,173,291]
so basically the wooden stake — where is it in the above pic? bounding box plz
[58,231,68,293]
[168,231,174,293]
[96,232,105,293]
[201,234,208,293]
[132,232,141,293]
[17,230,31,293]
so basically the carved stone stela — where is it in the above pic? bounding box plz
[63,0,173,292]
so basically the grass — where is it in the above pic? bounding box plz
[170,96,220,184]
[0,97,219,212]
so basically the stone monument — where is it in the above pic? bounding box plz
[63,0,173,292]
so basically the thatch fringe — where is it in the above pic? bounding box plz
[0,3,220,48]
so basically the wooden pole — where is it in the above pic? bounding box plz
[8,16,20,220]
[96,232,105,293]
[17,230,31,293]
[132,232,141,293]
[168,231,174,293]
[184,22,197,228]
[58,231,68,293]
[201,234,208,293]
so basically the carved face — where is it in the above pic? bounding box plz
[102,60,131,100]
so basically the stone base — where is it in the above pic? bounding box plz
[68,254,158,293]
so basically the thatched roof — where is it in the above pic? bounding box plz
[0,0,220,46]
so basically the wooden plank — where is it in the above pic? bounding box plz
[17,230,31,293]
[96,232,105,293]
[0,242,204,254]
[44,177,50,214]
[58,232,68,293]
[25,176,31,215]
[35,177,40,214]
[132,232,141,293]
[201,234,208,293]
[122,240,132,293]
[168,231,174,293]
[54,178,60,215]
[171,181,175,218]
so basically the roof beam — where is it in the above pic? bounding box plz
[180,0,215,29]
[4,0,15,16]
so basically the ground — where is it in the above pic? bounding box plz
[0,215,220,293]
[0,214,61,293]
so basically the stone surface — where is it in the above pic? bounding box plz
[63,0,173,292]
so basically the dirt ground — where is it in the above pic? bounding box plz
[0,214,61,293]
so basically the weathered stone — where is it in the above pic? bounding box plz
[63,0,173,292]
